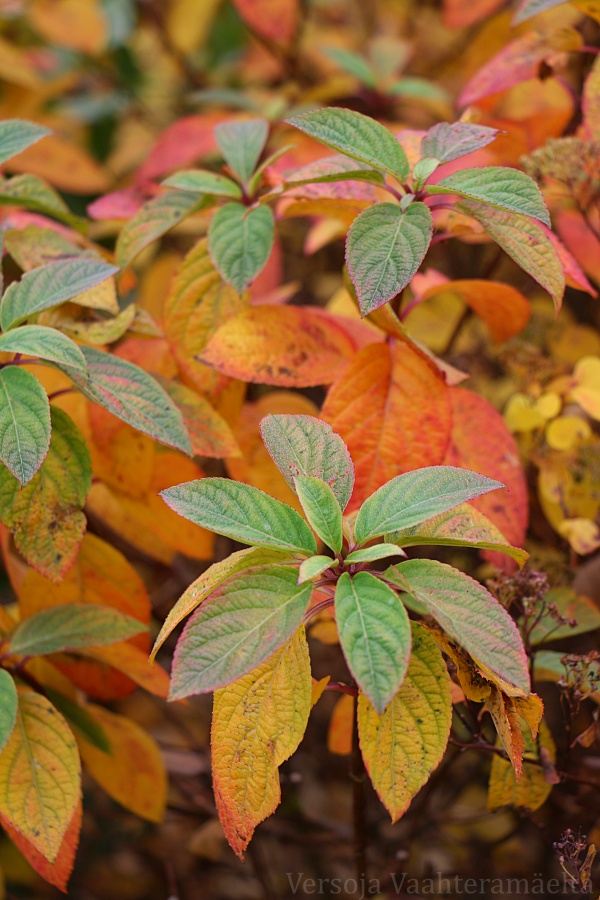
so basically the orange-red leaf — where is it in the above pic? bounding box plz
[443,388,528,570]
[459,32,549,108]
[322,341,451,510]
[201,305,378,387]
[421,279,531,343]
[0,800,81,893]
[232,0,299,44]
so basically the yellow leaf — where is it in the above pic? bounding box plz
[546,415,592,450]
[0,691,80,863]
[211,627,312,858]
[487,719,556,812]
[573,0,600,22]
[424,625,491,702]
[514,694,544,740]
[569,356,600,420]
[357,624,452,822]
[311,676,330,707]
[558,518,600,555]
[77,705,166,823]
[166,0,222,54]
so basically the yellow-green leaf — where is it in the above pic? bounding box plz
[487,719,556,811]
[212,627,312,857]
[358,623,451,821]
[0,407,91,581]
[0,670,17,753]
[0,691,80,863]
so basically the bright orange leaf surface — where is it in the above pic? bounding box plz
[322,340,452,510]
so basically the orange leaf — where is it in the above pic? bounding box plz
[77,706,167,823]
[322,341,451,510]
[0,801,81,893]
[202,305,379,387]
[485,688,525,779]
[582,55,600,141]
[53,643,169,700]
[422,279,531,343]
[163,238,246,397]
[556,209,600,287]
[232,0,299,44]
[443,388,528,570]
[86,451,215,566]
[29,0,108,54]
[327,693,354,756]
[5,134,111,195]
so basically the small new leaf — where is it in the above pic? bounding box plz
[214,118,269,183]
[428,167,550,226]
[335,571,412,714]
[354,466,504,545]
[169,565,313,698]
[345,544,407,564]
[161,477,317,554]
[0,366,50,486]
[286,108,409,181]
[298,555,334,584]
[294,475,343,553]
[0,258,118,331]
[9,604,146,656]
[346,202,433,315]
[163,170,243,198]
[209,202,275,294]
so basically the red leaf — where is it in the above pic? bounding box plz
[137,113,226,182]
[232,0,299,44]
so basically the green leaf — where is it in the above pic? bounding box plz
[346,201,432,315]
[43,688,110,753]
[150,547,295,661]
[294,475,343,553]
[0,669,17,753]
[169,564,313,698]
[208,202,274,294]
[388,502,528,567]
[458,202,565,311]
[335,571,412,714]
[395,559,530,695]
[387,78,449,102]
[9,604,146,656]
[358,623,452,821]
[162,170,243,198]
[322,47,378,88]
[214,118,269,183]
[427,167,550,226]
[512,0,565,24]
[286,108,410,181]
[421,122,498,164]
[62,346,192,455]
[0,258,119,331]
[298,555,335,584]
[260,413,355,511]
[0,325,88,375]
[161,477,317,554]
[0,120,50,165]
[0,174,83,229]
[345,544,406,564]
[116,189,206,268]
[0,407,91,581]
[412,157,440,190]
[354,465,504,545]
[0,366,50,486]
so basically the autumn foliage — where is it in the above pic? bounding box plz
[0,0,599,897]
